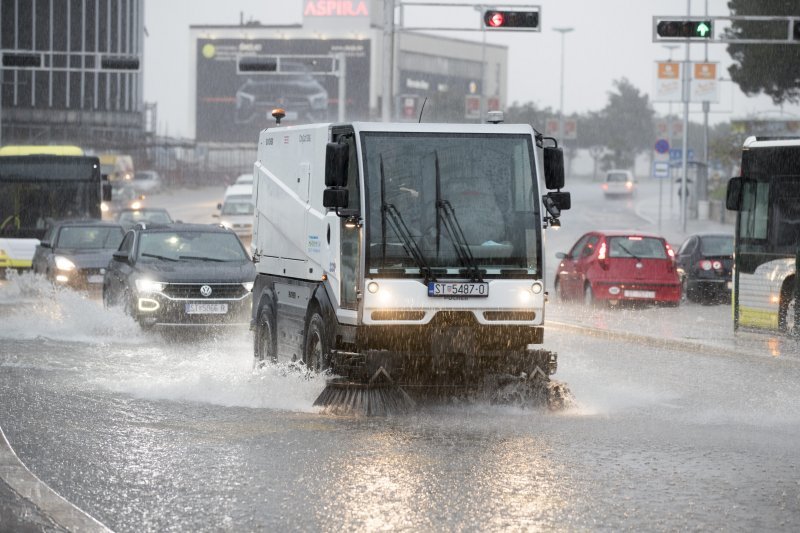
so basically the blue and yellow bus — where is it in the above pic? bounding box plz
[726,136,800,333]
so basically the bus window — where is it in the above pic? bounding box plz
[772,177,800,250]
[739,180,769,241]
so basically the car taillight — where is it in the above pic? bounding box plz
[712,260,722,270]
[626,181,633,189]
[597,241,609,269]
[602,183,608,190]
[699,260,712,271]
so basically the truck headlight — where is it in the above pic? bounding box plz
[135,279,166,293]
[54,255,77,271]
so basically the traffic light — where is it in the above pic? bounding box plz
[483,10,539,30]
[656,19,713,39]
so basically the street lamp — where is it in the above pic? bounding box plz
[553,27,573,138]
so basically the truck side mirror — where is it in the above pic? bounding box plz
[546,191,571,211]
[325,142,349,188]
[726,177,742,211]
[323,188,349,210]
[544,146,565,190]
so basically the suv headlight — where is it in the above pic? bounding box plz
[242,282,254,292]
[54,255,77,271]
[135,279,166,293]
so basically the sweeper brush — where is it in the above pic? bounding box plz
[313,367,415,416]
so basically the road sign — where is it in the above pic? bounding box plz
[669,148,694,161]
[655,139,669,154]
[653,161,670,179]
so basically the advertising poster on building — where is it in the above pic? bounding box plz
[196,38,370,142]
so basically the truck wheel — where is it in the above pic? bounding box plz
[304,311,330,372]
[254,305,277,368]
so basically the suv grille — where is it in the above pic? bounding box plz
[162,283,248,299]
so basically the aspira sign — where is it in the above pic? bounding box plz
[304,0,368,16]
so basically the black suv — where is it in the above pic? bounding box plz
[32,219,125,294]
[103,223,256,329]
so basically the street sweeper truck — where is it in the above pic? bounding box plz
[250,111,571,413]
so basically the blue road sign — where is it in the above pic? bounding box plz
[669,148,695,161]
[655,139,669,154]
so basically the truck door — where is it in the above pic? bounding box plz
[333,129,361,311]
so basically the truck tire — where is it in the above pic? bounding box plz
[254,305,277,368]
[303,311,330,372]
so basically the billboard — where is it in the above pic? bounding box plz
[196,38,371,142]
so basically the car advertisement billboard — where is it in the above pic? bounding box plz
[196,38,370,142]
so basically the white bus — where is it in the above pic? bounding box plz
[726,136,800,333]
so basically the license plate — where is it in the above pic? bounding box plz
[428,282,489,297]
[185,302,228,314]
[87,275,104,284]
[624,290,655,299]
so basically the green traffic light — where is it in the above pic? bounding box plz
[696,22,710,37]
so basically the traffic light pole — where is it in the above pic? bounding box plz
[680,1,691,234]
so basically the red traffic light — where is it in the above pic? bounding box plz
[483,10,539,30]
[486,11,505,28]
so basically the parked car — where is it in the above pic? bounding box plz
[602,169,636,197]
[675,232,733,304]
[131,170,163,194]
[554,230,681,307]
[116,207,174,230]
[32,219,125,294]
[102,223,256,329]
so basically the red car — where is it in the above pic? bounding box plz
[554,231,681,306]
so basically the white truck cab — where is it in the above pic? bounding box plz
[250,119,569,393]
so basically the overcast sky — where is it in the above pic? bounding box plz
[143,0,799,138]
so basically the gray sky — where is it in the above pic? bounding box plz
[144,0,799,138]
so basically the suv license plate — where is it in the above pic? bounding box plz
[428,282,489,297]
[186,303,228,314]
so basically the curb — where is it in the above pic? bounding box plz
[0,425,112,532]
[548,320,771,359]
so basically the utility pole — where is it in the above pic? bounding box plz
[663,44,679,214]
[553,27,574,141]
[381,0,395,122]
[680,0,691,233]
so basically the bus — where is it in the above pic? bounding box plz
[726,136,800,334]
[0,146,107,274]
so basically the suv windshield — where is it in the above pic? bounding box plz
[138,231,248,262]
[221,201,254,216]
[362,132,541,277]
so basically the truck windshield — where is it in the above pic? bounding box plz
[361,132,541,278]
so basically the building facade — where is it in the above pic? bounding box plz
[0,0,145,147]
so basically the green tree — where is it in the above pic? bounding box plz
[598,78,655,169]
[725,0,800,104]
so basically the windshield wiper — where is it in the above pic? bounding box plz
[616,243,642,261]
[141,252,178,262]
[178,255,226,262]
[434,151,483,282]
[379,155,436,283]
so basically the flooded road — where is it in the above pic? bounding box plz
[2,273,800,531]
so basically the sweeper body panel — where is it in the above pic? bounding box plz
[251,119,569,404]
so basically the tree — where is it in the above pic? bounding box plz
[725,0,800,104]
[597,78,655,169]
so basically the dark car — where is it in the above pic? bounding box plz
[31,219,125,294]
[234,62,329,124]
[102,223,255,329]
[554,230,681,307]
[675,233,734,304]
[101,182,145,220]
[116,207,174,230]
